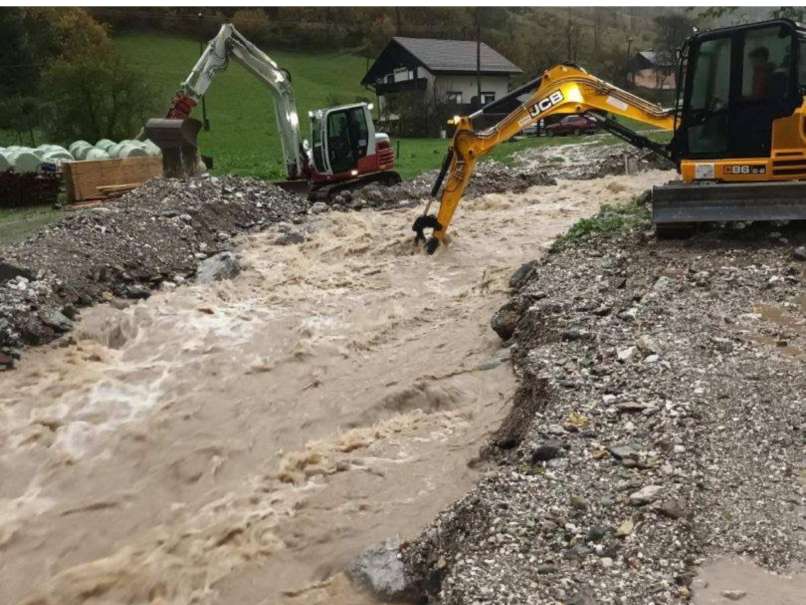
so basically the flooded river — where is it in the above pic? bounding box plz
[0,170,672,604]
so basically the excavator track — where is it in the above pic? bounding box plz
[652,180,806,226]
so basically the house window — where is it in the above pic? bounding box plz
[446,91,463,104]
[481,91,495,105]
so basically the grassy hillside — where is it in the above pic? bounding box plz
[116,33,372,180]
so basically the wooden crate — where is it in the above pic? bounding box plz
[63,156,163,202]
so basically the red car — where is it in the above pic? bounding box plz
[544,115,600,136]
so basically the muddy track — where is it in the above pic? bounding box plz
[0,167,671,604]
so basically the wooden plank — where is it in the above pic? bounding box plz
[96,183,140,193]
[63,156,163,202]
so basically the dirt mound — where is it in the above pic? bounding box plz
[346,160,558,211]
[0,176,308,355]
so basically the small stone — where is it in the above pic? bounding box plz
[42,310,73,333]
[196,252,240,283]
[721,590,747,601]
[615,518,634,537]
[531,440,564,462]
[569,495,588,511]
[347,537,415,601]
[655,498,687,520]
[636,334,659,354]
[587,526,608,542]
[600,557,614,568]
[491,301,520,340]
[629,485,663,505]
[617,346,637,362]
[616,402,648,413]
[310,201,329,214]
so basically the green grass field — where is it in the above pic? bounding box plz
[0,32,672,244]
[116,33,374,180]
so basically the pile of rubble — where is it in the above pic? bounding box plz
[402,223,806,603]
[0,176,308,359]
[331,160,558,212]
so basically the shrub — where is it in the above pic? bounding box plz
[41,52,157,143]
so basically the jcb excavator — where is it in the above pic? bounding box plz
[146,24,400,197]
[415,18,806,252]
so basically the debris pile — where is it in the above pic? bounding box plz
[339,160,558,211]
[0,176,308,355]
[514,141,674,180]
[403,224,805,603]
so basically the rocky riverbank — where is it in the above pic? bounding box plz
[402,221,806,604]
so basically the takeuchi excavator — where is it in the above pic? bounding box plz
[146,24,400,197]
[415,18,806,252]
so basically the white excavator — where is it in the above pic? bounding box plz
[145,24,400,197]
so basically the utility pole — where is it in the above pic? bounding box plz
[476,8,482,110]
[198,11,210,131]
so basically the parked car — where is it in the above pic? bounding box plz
[544,115,600,136]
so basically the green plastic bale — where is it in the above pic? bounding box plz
[0,152,11,172]
[69,140,92,156]
[8,150,42,173]
[118,143,148,158]
[95,139,115,151]
[85,148,111,161]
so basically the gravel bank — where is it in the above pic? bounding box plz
[403,223,806,604]
[0,176,308,356]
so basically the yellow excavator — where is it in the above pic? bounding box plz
[415,18,806,252]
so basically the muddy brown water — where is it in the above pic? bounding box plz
[0,171,672,605]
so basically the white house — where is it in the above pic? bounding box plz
[361,37,523,129]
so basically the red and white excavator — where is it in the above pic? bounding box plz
[145,24,400,197]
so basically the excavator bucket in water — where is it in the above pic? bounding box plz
[145,118,203,178]
[652,180,806,232]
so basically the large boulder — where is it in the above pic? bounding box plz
[196,252,241,283]
[347,537,417,602]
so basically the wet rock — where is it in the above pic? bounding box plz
[0,351,13,370]
[122,285,151,300]
[491,300,520,340]
[0,262,35,284]
[310,201,329,214]
[274,231,305,246]
[721,590,747,601]
[510,261,539,290]
[348,537,417,602]
[41,310,73,332]
[531,440,564,462]
[793,246,806,261]
[196,252,241,283]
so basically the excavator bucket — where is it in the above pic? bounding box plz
[653,181,806,226]
[145,118,203,178]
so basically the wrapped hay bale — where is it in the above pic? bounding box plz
[0,151,11,172]
[85,148,111,160]
[7,149,41,173]
[69,140,92,158]
[117,143,148,158]
[95,139,115,151]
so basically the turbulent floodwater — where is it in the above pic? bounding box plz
[0,170,672,605]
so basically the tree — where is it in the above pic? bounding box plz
[41,53,157,143]
[654,14,693,58]
[0,9,38,97]
[231,8,269,44]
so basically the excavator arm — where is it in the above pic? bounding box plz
[158,24,304,178]
[413,64,676,253]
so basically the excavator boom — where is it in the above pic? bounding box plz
[147,24,304,179]
[414,64,675,252]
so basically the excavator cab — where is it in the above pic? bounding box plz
[308,102,397,188]
[672,19,806,163]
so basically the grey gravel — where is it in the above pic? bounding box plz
[402,221,805,604]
